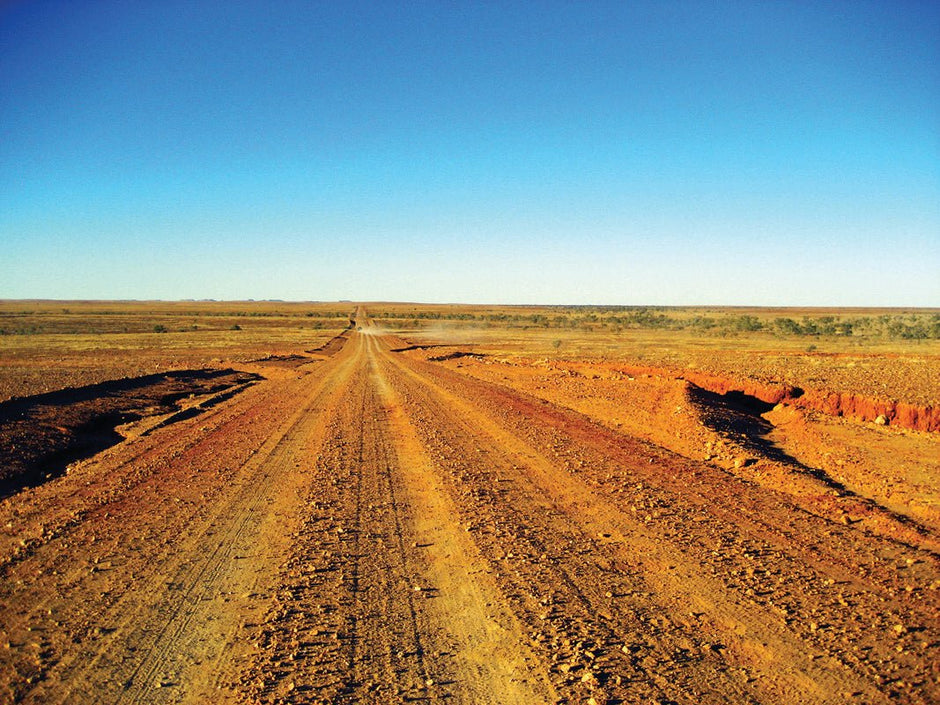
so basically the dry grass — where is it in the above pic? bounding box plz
[376,304,940,407]
[2,301,938,406]
[0,300,354,401]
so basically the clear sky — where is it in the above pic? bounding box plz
[2,1,938,305]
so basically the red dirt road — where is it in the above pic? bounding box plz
[0,315,937,703]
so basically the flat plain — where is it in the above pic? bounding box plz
[0,300,938,704]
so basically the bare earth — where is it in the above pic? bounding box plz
[0,308,938,704]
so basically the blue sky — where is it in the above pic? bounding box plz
[2,1,938,305]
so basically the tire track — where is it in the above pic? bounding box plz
[369,334,556,704]
[378,333,939,704]
[381,347,767,703]
[2,339,360,704]
[241,332,552,704]
[0,372,304,577]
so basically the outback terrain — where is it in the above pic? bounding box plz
[0,301,938,704]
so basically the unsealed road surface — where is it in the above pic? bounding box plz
[1,316,937,704]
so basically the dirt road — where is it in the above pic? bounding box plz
[1,314,937,703]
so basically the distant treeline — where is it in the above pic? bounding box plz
[372,309,940,340]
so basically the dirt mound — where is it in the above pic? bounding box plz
[306,331,351,356]
[0,369,261,496]
[793,389,938,432]
[424,352,940,545]
[428,350,487,362]
[639,365,936,433]
[390,344,449,353]
[250,353,312,367]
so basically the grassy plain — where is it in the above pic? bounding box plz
[0,300,354,401]
[369,303,940,406]
[3,300,938,405]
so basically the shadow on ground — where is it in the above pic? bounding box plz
[0,369,262,498]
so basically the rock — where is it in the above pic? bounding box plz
[874,415,888,425]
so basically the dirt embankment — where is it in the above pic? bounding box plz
[0,369,261,496]
[679,370,937,433]
[793,390,937,432]
[306,329,353,357]
[412,348,940,548]
[610,365,939,433]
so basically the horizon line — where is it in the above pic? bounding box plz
[2,298,938,312]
